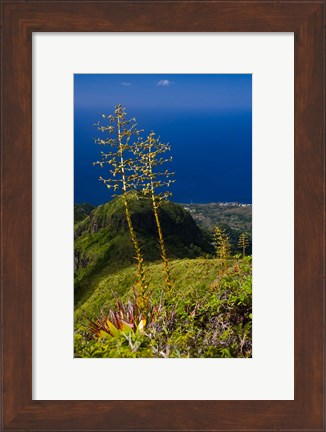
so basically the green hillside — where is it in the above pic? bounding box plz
[181,202,252,254]
[74,203,95,224]
[182,202,252,232]
[74,194,252,358]
[74,193,213,304]
[75,257,252,358]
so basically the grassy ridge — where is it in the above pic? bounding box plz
[74,195,213,305]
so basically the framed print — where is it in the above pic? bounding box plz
[1,1,325,431]
[33,33,293,401]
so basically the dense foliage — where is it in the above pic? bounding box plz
[74,203,96,224]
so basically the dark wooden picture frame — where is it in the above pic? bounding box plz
[1,1,325,430]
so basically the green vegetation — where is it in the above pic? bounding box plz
[182,202,252,254]
[74,195,252,358]
[74,203,95,224]
[75,257,252,358]
[182,202,252,232]
[74,194,213,305]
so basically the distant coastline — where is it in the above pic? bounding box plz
[75,200,252,207]
[180,202,252,207]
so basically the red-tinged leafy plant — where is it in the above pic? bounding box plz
[88,294,160,340]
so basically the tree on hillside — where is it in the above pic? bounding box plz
[133,131,175,295]
[93,104,147,308]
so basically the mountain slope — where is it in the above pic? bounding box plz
[182,202,252,232]
[74,203,96,224]
[74,193,214,305]
[74,257,252,358]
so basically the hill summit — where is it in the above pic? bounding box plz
[74,193,213,302]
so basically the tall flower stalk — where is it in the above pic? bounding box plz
[238,232,249,258]
[134,132,175,295]
[93,104,147,309]
[214,226,231,270]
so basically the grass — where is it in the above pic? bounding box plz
[74,256,252,358]
[75,257,218,324]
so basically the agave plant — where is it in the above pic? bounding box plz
[88,294,160,340]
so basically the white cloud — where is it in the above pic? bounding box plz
[157,79,173,87]
[121,82,131,86]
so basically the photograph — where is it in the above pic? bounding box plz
[74,74,252,358]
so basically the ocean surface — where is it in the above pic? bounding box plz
[74,107,252,206]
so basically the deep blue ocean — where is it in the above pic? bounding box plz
[74,107,252,206]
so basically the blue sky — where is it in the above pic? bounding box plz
[75,74,252,111]
[74,74,252,205]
